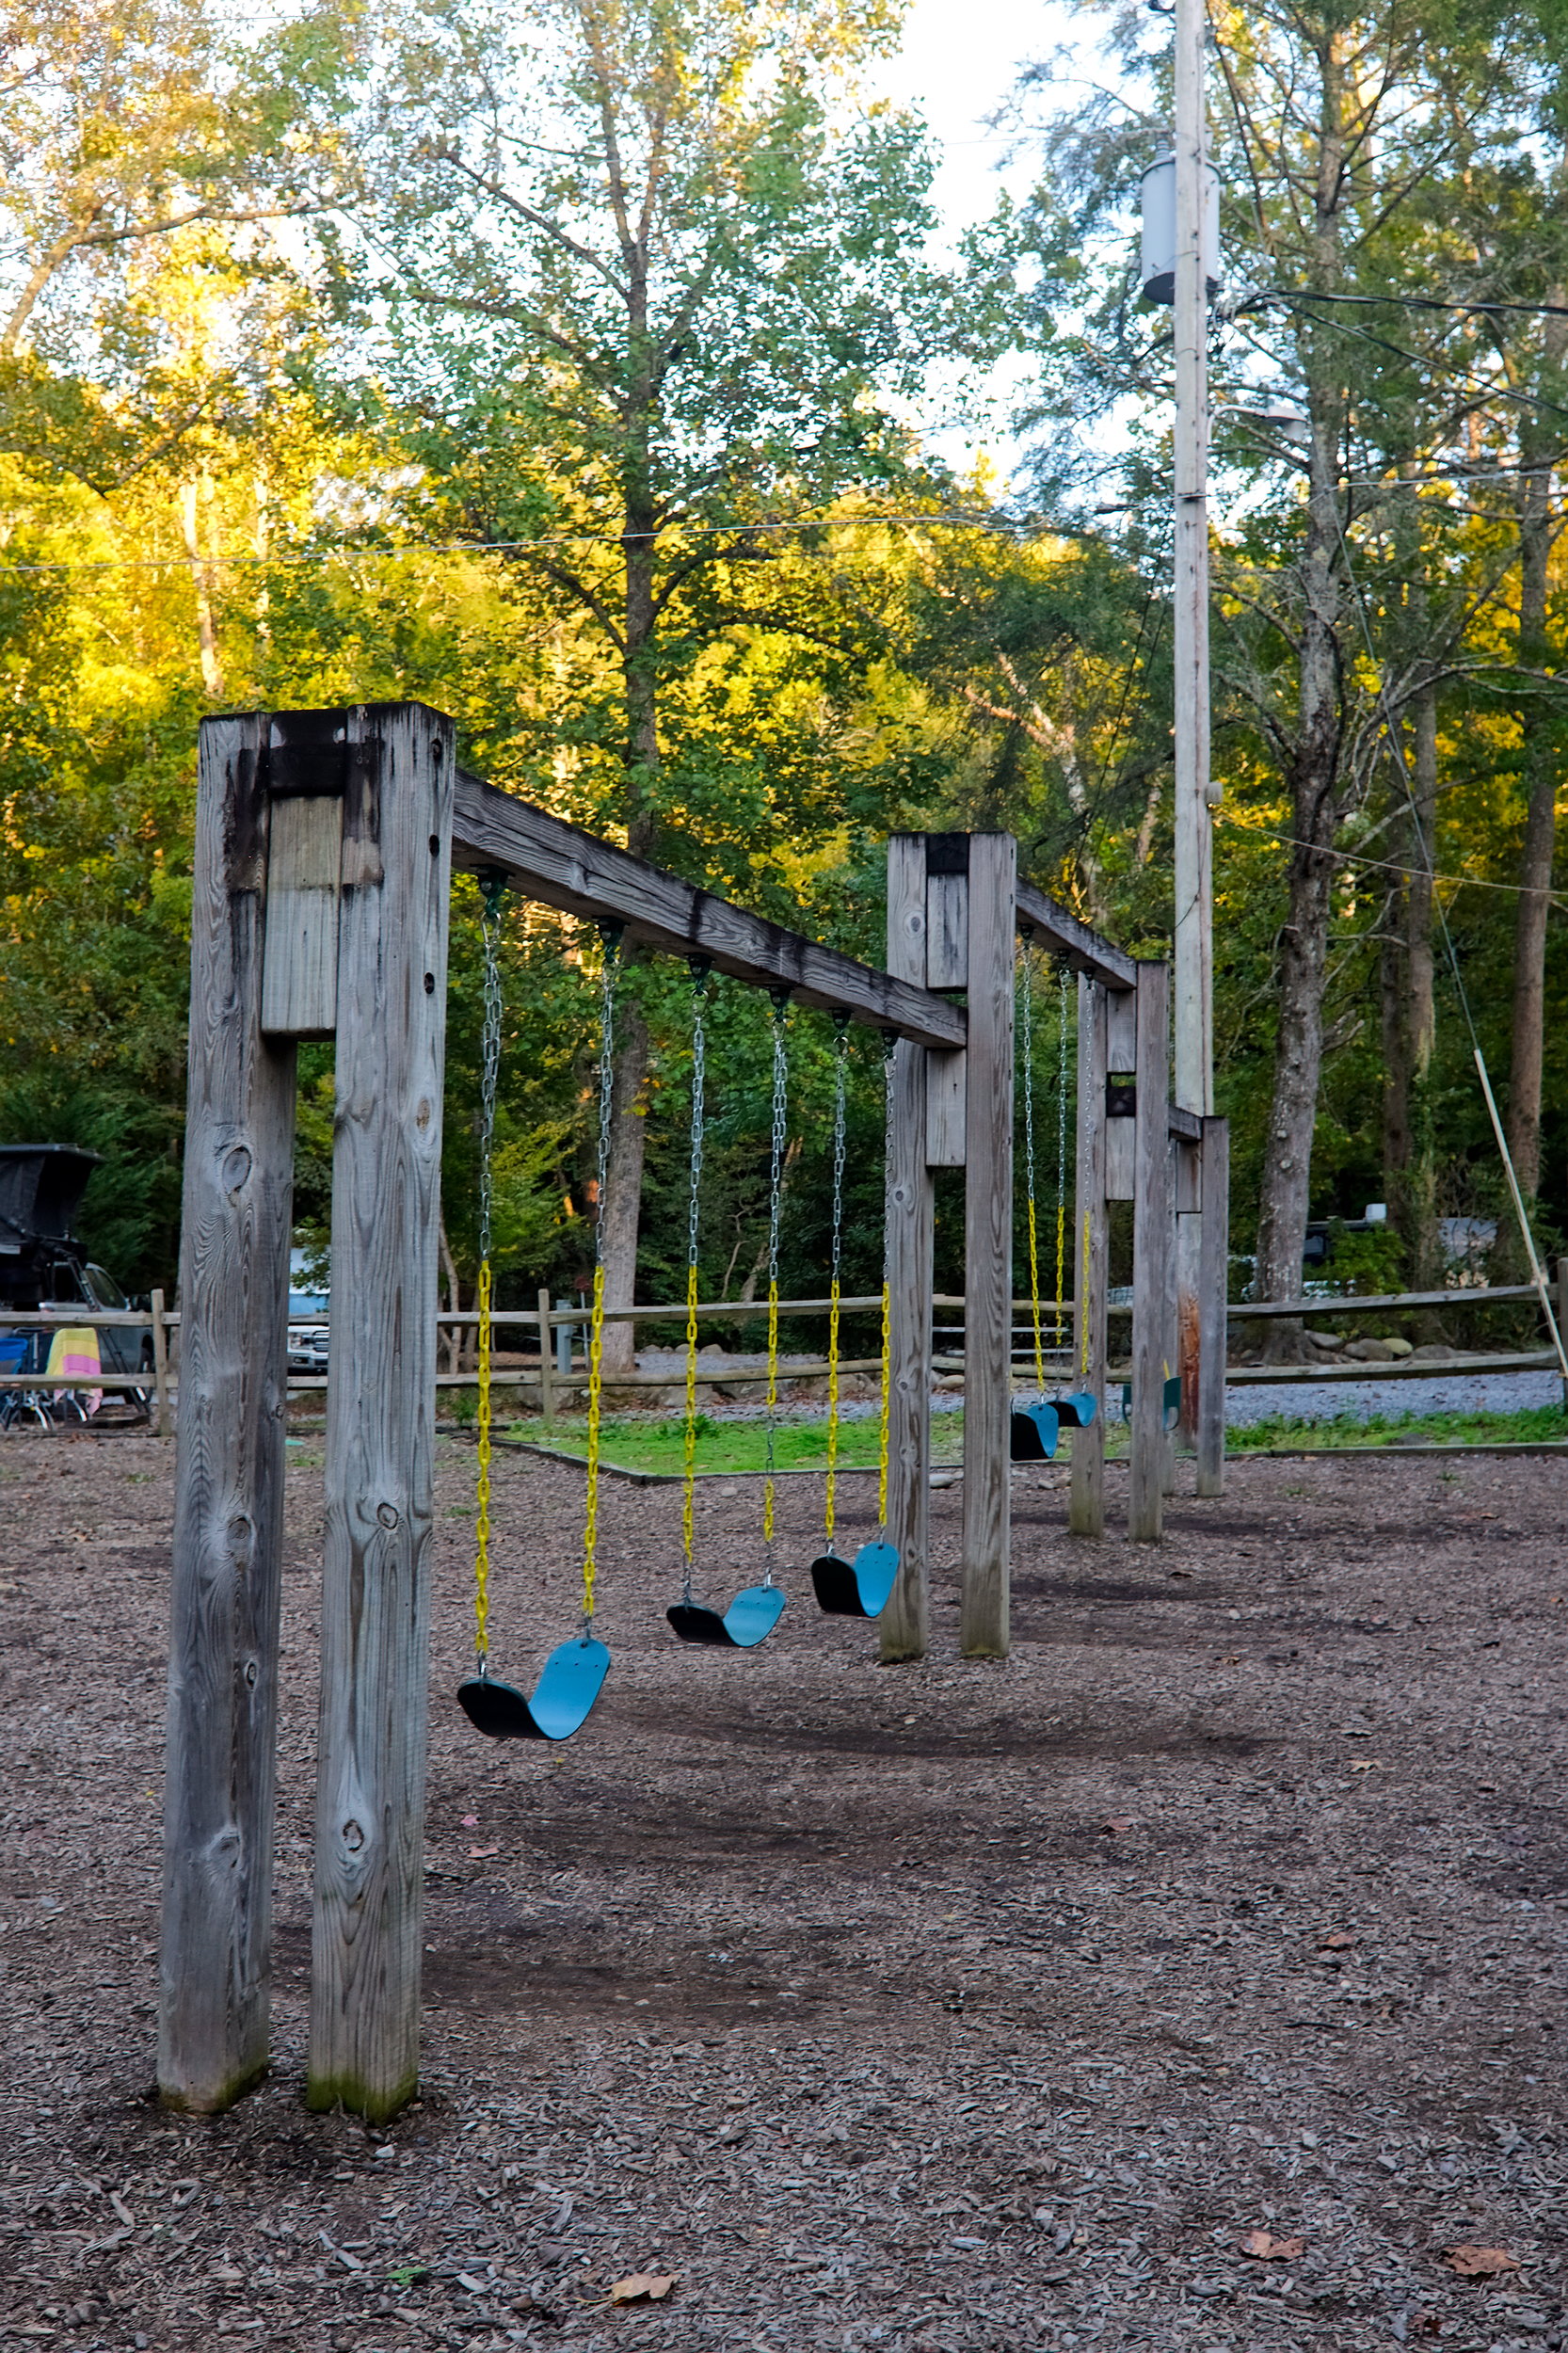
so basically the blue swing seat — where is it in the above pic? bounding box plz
[457,1635,611,1741]
[1051,1390,1098,1429]
[667,1583,786,1648]
[810,1540,900,1620]
[1117,1376,1183,1430]
[1009,1400,1060,1461]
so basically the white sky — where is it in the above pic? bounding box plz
[865,0,1096,237]
[862,0,1125,479]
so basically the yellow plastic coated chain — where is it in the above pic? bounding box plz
[824,1276,840,1544]
[762,1276,779,1545]
[581,1262,605,1622]
[473,1257,493,1664]
[681,1261,699,1569]
[876,1278,891,1529]
[1026,1193,1046,1394]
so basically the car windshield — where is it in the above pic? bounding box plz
[84,1263,129,1310]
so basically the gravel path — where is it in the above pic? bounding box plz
[1223,1370,1564,1427]
[2,1429,1566,2350]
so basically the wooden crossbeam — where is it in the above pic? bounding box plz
[1016,879,1138,993]
[452,770,966,1049]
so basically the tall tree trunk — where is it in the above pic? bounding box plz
[179,475,223,700]
[1383,684,1441,1324]
[1254,423,1342,1353]
[1253,29,1347,1360]
[1506,300,1567,1201]
[596,255,661,1382]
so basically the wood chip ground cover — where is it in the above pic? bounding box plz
[1,1431,1565,2350]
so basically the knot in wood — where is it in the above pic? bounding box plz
[376,1502,400,1530]
[220,1145,252,1194]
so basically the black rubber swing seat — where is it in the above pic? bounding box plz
[810,1540,900,1620]
[457,1636,611,1741]
[667,1584,786,1648]
[1051,1390,1098,1429]
[1009,1401,1060,1461]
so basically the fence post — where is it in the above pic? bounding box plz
[537,1288,556,1420]
[159,713,296,2113]
[150,1288,170,1436]
[307,703,452,2122]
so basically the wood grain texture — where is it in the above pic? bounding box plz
[1196,1116,1228,1496]
[159,712,297,2114]
[1128,962,1171,1543]
[1014,880,1138,993]
[307,704,452,2122]
[453,773,964,1050]
[960,833,1016,1660]
[924,1047,967,1167]
[1068,978,1109,1539]
[925,870,968,989]
[880,836,933,1664]
[260,792,343,1038]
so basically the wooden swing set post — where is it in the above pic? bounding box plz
[881,835,936,1663]
[1068,975,1110,1538]
[1128,961,1172,1543]
[161,702,964,2118]
[159,713,298,2116]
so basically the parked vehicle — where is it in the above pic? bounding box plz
[0,1145,154,1423]
[288,1248,330,1373]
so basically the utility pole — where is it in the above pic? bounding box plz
[1171,0,1213,1120]
[1154,0,1220,1483]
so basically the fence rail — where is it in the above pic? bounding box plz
[8,1264,1564,1435]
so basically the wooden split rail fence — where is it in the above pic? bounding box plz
[10,1266,1561,1442]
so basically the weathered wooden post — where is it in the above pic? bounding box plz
[1195,1115,1229,1495]
[882,835,936,1663]
[1068,975,1110,1538]
[1128,960,1171,1543]
[159,713,298,2113]
[957,835,1016,1660]
[307,704,452,2121]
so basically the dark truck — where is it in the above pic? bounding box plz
[0,1145,154,1420]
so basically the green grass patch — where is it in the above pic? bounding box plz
[500,1408,966,1478]
[1229,1401,1568,1452]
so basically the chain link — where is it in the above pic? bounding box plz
[877,1032,895,1535]
[824,1016,848,1546]
[472,872,507,1672]
[681,962,710,1598]
[1055,962,1070,1348]
[762,991,789,1565]
[581,925,620,1628]
[1018,931,1047,1396]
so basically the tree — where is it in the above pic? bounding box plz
[350,0,1006,1362]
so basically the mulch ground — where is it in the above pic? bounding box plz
[2,1428,1566,2352]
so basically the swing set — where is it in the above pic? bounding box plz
[458,903,905,1727]
[158,703,1230,2126]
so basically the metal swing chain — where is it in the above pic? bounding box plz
[824,1015,849,1549]
[581,924,621,1632]
[1018,929,1047,1398]
[876,1031,896,1537]
[680,960,711,1602]
[761,990,789,1576]
[472,872,506,1673]
[1055,962,1070,1350]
